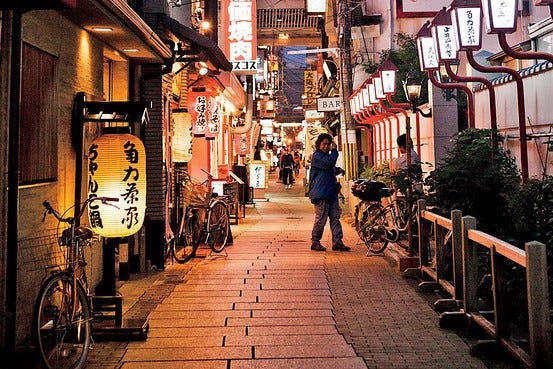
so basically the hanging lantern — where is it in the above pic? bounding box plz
[233,132,250,155]
[188,88,209,136]
[87,133,147,238]
[205,96,221,140]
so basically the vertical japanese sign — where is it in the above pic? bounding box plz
[221,0,258,74]
[304,70,316,106]
[87,134,146,238]
[206,96,220,140]
[248,161,268,188]
[188,88,220,138]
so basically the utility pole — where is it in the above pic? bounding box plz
[338,0,357,180]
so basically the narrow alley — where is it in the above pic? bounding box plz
[75,171,513,369]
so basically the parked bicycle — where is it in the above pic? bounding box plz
[351,179,418,254]
[172,170,230,263]
[34,196,119,369]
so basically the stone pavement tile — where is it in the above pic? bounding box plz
[251,308,333,317]
[173,283,261,291]
[122,346,251,361]
[152,302,235,311]
[243,287,329,295]
[148,317,226,327]
[230,357,368,369]
[226,316,335,326]
[256,294,331,303]
[254,344,357,359]
[126,336,223,348]
[224,333,347,346]
[247,324,338,336]
[160,295,255,304]
[148,309,250,319]
[234,301,332,310]
[120,361,227,369]
[260,280,328,289]
[147,326,244,337]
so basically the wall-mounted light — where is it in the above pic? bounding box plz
[91,26,113,32]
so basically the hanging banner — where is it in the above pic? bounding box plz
[188,85,221,139]
[233,132,250,155]
[205,96,221,140]
[188,89,209,136]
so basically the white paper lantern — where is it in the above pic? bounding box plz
[87,133,147,237]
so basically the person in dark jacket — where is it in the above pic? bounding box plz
[308,133,350,252]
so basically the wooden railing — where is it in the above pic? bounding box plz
[414,199,552,369]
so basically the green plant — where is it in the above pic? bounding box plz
[424,128,521,235]
[359,161,392,188]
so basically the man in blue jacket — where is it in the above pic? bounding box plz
[308,133,350,252]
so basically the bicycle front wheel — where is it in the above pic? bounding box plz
[33,272,91,369]
[174,209,201,263]
[359,203,389,254]
[205,201,229,253]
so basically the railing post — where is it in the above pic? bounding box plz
[462,216,478,313]
[525,241,552,369]
[417,199,428,266]
[451,210,463,301]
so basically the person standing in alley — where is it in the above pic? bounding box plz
[308,133,350,252]
[280,148,294,189]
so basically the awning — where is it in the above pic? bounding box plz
[59,0,171,62]
[159,14,232,72]
[217,71,247,110]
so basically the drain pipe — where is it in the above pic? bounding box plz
[4,9,22,357]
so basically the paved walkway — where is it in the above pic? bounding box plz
[86,171,492,369]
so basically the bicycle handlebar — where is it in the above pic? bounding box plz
[42,197,120,224]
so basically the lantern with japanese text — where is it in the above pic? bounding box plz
[233,132,250,155]
[87,133,146,238]
[189,81,221,138]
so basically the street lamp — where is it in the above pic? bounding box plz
[481,0,517,34]
[430,7,475,127]
[449,0,499,147]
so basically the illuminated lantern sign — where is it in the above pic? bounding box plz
[221,0,257,74]
[304,70,316,105]
[188,88,220,137]
[206,96,221,140]
[87,133,146,238]
[233,132,250,155]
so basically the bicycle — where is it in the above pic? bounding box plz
[351,179,418,255]
[34,196,119,369]
[172,170,230,263]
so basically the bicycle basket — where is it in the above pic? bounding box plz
[351,180,390,201]
[182,180,212,206]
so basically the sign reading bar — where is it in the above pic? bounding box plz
[317,97,341,111]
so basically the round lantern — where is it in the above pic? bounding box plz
[87,133,147,238]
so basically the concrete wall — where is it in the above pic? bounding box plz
[473,67,553,179]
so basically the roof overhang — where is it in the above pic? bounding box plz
[58,0,171,63]
[159,14,232,72]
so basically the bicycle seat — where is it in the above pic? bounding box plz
[380,188,395,197]
[75,226,94,241]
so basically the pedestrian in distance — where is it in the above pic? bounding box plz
[280,148,294,189]
[308,133,350,252]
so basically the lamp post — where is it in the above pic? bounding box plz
[480,0,537,181]
[449,0,499,146]
[380,59,419,257]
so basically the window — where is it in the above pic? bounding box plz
[20,42,57,184]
